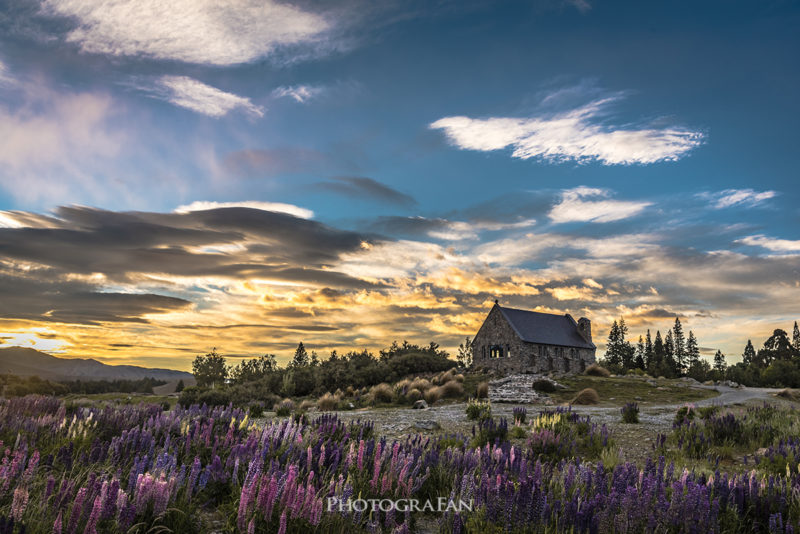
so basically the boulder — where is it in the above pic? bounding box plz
[412,400,428,410]
[413,420,440,431]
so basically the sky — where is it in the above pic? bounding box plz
[0,0,798,370]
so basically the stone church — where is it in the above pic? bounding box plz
[472,301,596,374]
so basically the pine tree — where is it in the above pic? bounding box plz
[652,331,665,375]
[664,330,678,376]
[672,318,686,374]
[792,321,800,353]
[618,318,635,369]
[291,342,310,367]
[644,330,654,370]
[605,320,622,367]
[635,335,645,370]
[685,331,700,368]
[742,340,756,366]
[713,350,726,372]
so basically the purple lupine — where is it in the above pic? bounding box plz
[83,495,102,534]
[67,487,87,534]
[10,486,28,521]
[53,510,63,534]
[277,510,287,534]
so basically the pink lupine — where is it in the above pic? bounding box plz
[319,444,326,469]
[67,487,87,534]
[53,510,63,534]
[22,450,40,483]
[357,439,365,470]
[11,486,28,521]
[83,495,102,534]
[277,510,287,534]
[371,442,383,489]
[307,446,312,469]
[248,518,255,534]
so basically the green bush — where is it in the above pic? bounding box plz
[621,402,639,424]
[275,398,294,416]
[466,398,492,421]
[248,404,264,418]
[198,388,232,407]
[532,379,556,393]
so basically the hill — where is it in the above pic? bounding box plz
[0,346,194,382]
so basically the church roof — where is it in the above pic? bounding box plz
[497,306,595,349]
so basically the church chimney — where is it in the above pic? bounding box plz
[577,317,592,343]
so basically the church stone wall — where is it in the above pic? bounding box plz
[472,306,596,375]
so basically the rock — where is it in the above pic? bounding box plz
[634,396,642,401]
[656,386,668,391]
[413,420,440,431]
[347,402,355,410]
[703,380,714,386]
[412,400,428,410]
[488,374,554,403]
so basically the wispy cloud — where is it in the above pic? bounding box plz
[174,200,314,219]
[143,76,264,118]
[430,94,704,165]
[737,235,800,253]
[549,187,651,223]
[699,189,777,209]
[42,0,332,66]
[312,176,416,207]
[272,84,325,103]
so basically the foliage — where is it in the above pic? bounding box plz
[621,402,639,423]
[571,388,600,405]
[274,398,294,416]
[584,363,611,377]
[369,383,394,404]
[465,398,492,421]
[471,417,508,447]
[513,406,527,424]
[476,381,489,399]
[191,349,227,387]
[532,378,556,393]
[457,336,473,368]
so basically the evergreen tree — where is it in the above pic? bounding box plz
[792,321,800,353]
[685,331,700,368]
[652,330,665,372]
[713,350,726,372]
[742,340,756,366]
[605,320,622,367]
[761,329,793,364]
[672,318,686,374]
[175,379,185,393]
[457,337,473,368]
[635,335,645,370]
[191,349,228,388]
[618,318,635,369]
[310,351,320,367]
[644,330,654,371]
[664,331,678,376]
[290,342,310,367]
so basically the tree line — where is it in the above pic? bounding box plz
[184,340,457,407]
[602,317,800,387]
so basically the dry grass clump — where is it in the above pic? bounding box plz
[585,364,611,377]
[453,373,465,383]
[299,399,316,412]
[345,386,355,397]
[571,388,600,405]
[394,378,412,395]
[406,388,423,403]
[476,381,489,399]
[424,386,443,405]
[370,383,395,404]
[317,392,340,411]
[334,388,344,398]
[439,379,464,398]
[409,378,433,392]
[435,369,456,385]
[777,389,800,402]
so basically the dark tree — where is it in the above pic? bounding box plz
[175,379,185,393]
[635,335,645,370]
[742,340,756,366]
[713,350,726,373]
[644,330,654,371]
[605,320,622,367]
[672,318,686,374]
[793,321,800,353]
[760,329,793,365]
[290,342,310,368]
[457,337,473,368]
[192,349,228,388]
[685,331,700,368]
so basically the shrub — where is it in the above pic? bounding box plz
[406,388,423,403]
[509,425,528,439]
[777,389,800,402]
[424,386,442,405]
[466,398,492,421]
[409,378,432,392]
[345,385,355,397]
[571,388,599,405]
[275,398,295,416]
[621,402,639,424]
[472,417,508,447]
[476,381,489,399]
[248,404,264,418]
[198,388,232,407]
[454,373,465,383]
[394,379,411,396]
[299,399,315,412]
[674,405,696,425]
[178,386,201,407]
[585,364,611,377]
[440,379,464,399]
[317,392,339,411]
[513,406,527,424]
[532,379,556,393]
[370,383,394,404]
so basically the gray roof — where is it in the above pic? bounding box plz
[497,306,595,349]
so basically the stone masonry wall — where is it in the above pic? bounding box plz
[472,306,596,374]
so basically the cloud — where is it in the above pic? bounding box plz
[699,189,778,209]
[549,187,651,223]
[272,84,325,103]
[222,147,340,178]
[42,0,332,66]
[174,201,313,219]
[312,176,416,207]
[141,75,264,118]
[430,95,704,165]
[737,235,800,253]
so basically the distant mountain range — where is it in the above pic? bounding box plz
[0,346,194,382]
